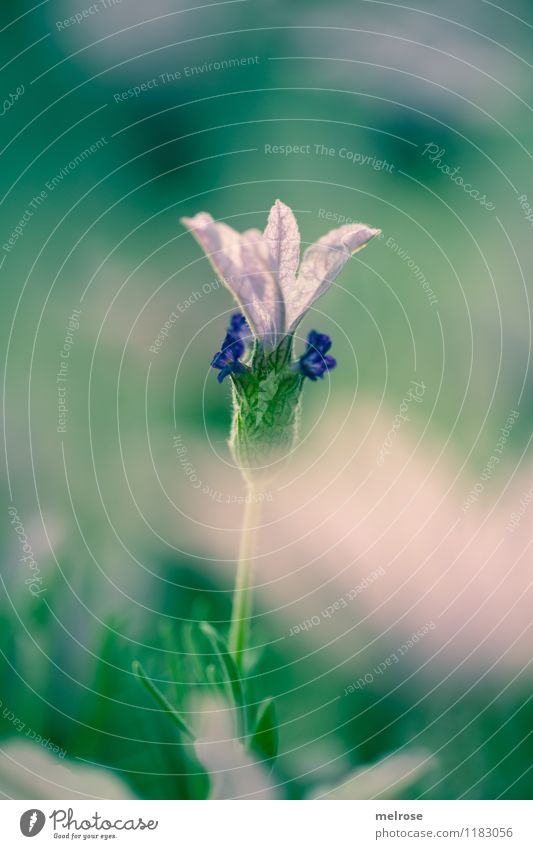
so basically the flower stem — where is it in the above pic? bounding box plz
[228,482,260,667]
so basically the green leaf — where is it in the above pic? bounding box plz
[199,622,247,736]
[182,621,205,682]
[132,660,195,740]
[158,622,186,705]
[205,663,218,686]
[250,697,278,762]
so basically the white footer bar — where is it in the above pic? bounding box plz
[1,800,532,848]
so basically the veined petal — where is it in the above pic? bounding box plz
[263,199,300,330]
[287,223,381,332]
[181,213,284,346]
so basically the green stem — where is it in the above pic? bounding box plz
[228,482,260,667]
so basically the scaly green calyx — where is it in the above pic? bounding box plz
[229,336,304,481]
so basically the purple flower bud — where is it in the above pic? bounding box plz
[297,330,337,381]
[211,313,251,382]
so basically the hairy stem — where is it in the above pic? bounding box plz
[228,483,261,667]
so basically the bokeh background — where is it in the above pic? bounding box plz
[1,0,532,800]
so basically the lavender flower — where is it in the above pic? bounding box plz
[182,200,379,477]
[182,200,380,350]
[181,200,380,681]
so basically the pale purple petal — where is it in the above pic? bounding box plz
[288,223,380,331]
[263,199,300,327]
[181,213,284,346]
[182,206,381,345]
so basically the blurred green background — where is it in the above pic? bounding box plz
[1,0,532,800]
